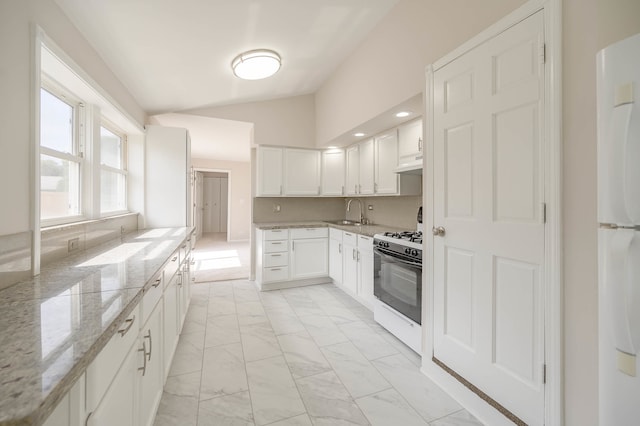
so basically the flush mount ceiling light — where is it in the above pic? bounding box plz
[395,111,411,118]
[354,132,366,137]
[231,49,281,80]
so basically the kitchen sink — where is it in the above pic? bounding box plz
[327,220,363,226]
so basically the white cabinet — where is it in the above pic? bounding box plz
[163,272,179,379]
[398,119,423,165]
[138,300,163,426]
[43,373,85,426]
[374,132,399,194]
[256,146,284,196]
[358,139,375,195]
[291,227,329,279]
[329,228,343,284]
[356,235,375,308]
[339,231,374,309]
[345,145,359,196]
[256,229,290,284]
[321,149,345,196]
[284,148,321,195]
[145,125,192,227]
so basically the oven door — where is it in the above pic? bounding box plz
[373,247,422,324]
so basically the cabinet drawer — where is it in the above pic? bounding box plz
[164,250,180,286]
[290,227,328,239]
[264,229,289,240]
[358,235,372,248]
[86,304,140,410]
[264,252,288,267]
[343,231,357,245]
[265,240,288,253]
[329,227,343,241]
[141,273,163,325]
[263,266,288,282]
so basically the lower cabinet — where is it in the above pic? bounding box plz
[340,231,374,309]
[329,228,343,284]
[291,237,329,279]
[45,236,193,426]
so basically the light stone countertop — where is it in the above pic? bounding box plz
[0,227,193,426]
[253,221,408,238]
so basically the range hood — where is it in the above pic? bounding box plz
[393,158,423,175]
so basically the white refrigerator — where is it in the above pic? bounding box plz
[597,32,640,425]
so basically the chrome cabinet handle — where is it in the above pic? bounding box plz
[272,254,282,257]
[352,248,356,260]
[341,186,344,195]
[118,315,135,337]
[292,241,295,251]
[374,182,377,193]
[172,256,178,262]
[279,185,283,195]
[338,243,342,254]
[432,226,446,237]
[356,250,360,262]
[144,330,152,361]
[418,137,423,152]
[138,341,147,376]
[152,278,161,288]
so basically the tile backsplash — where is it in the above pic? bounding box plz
[41,213,139,267]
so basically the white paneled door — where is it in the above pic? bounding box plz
[203,176,228,233]
[432,11,545,425]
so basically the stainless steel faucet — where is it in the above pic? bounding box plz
[346,199,364,224]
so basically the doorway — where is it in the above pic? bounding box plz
[194,171,229,240]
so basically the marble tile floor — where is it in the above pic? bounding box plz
[153,280,483,426]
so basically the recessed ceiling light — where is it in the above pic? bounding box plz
[354,132,365,137]
[395,111,411,118]
[231,49,281,80]
[327,146,338,149]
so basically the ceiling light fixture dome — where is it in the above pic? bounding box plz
[231,49,281,80]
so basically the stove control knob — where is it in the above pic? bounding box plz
[404,248,411,255]
[411,249,418,256]
[385,242,390,248]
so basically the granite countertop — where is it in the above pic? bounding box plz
[0,227,193,426]
[254,221,407,237]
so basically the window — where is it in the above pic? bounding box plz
[100,124,127,214]
[40,87,83,221]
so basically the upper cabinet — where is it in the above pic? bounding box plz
[398,119,423,166]
[321,149,345,196]
[256,146,284,196]
[256,146,321,196]
[374,131,399,194]
[345,145,359,196]
[358,138,375,195]
[284,148,321,196]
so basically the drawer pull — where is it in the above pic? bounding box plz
[144,330,152,361]
[271,268,282,271]
[271,242,282,245]
[172,256,178,262]
[182,244,187,249]
[118,315,135,337]
[339,243,342,254]
[138,341,147,376]
[152,278,161,288]
[272,230,282,233]
[271,254,282,257]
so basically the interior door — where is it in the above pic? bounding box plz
[195,172,204,238]
[220,177,228,233]
[203,177,221,233]
[432,11,545,425]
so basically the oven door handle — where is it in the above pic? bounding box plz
[374,247,422,268]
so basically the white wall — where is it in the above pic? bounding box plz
[0,0,145,267]
[185,94,316,148]
[192,158,251,242]
[314,0,525,145]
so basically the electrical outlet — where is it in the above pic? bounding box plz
[68,237,80,252]
[368,205,374,211]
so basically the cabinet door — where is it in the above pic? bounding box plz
[284,148,321,195]
[88,344,138,426]
[342,241,358,295]
[375,132,399,194]
[398,119,423,163]
[358,139,375,195]
[329,237,343,283]
[357,238,375,309]
[321,150,345,196]
[163,277,179,379]
[345,145,359,195]
[177,271,189,329]
[291,238,328,279]
[139,303,164,426]
[256,146,283,196]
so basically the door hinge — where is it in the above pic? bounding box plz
[540,43,546,64]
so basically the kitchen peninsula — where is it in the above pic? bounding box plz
[0,227,194,426]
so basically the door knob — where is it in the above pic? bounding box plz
[432,226,446,237]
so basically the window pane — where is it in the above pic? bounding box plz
[41,155,80,219]
[100,126,122,169]
[41,88,74,153]
[101,170,126,213]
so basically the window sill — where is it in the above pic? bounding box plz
[41,212,136,233]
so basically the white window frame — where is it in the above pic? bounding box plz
[39,79,86,227]
[99,120,128,216]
